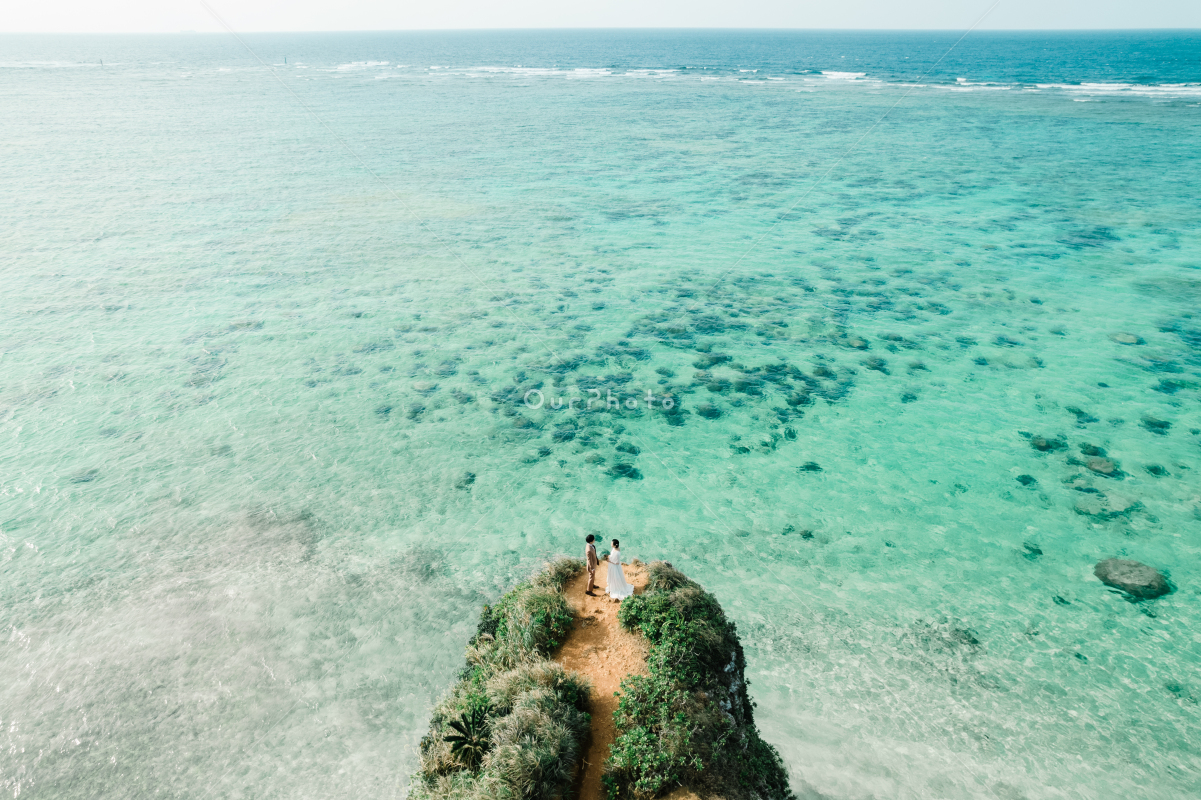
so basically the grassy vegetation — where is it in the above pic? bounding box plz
[606,562,795,800]
[410,557,591,800]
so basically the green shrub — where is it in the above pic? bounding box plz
[411,559,588,800]
[605,562,794,800]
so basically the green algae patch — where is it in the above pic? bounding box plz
[606,562,794,800]
[410,557,591,800]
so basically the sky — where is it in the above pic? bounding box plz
[3,0,1199,33]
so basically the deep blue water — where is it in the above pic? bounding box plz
[4,29,1201,84]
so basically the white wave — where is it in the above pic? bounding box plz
[334,60,389,71]
[1035,81,1201,99]
[0,60,105,69]
[820,71,866,80]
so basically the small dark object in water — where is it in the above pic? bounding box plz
[1141,415,1171,435]
[455,472,476,489]
[1016,474,1037,487]
[1145,464,1168,477]
[552,427,576,443]
[607,463,642,480]
[615,442,640,456]
[693,352,731,369]
[1079,443,1106,457]
[1053,596,1071,606]
[863,356,889,374]
[799,462,822,472]
[537,446,552,458]
[1022,542,1043,560]
[1075,653,1089,663]
[783,426,797,440]
[731,445,751,454]
[1086,457,1120,477]
[1097,382,1109,388]
[696,403,723,420]
[901,392,918,403]
[375,405,393,417]
[1067,407,1099,424]
[68,469,100,484]
[1030,435,1067,452]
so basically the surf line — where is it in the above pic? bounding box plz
[703,0,1006,298]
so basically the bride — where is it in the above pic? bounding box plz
[606,539,635,600]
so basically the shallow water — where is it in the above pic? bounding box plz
[1,31,1200,799]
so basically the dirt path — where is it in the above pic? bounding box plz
[555,562,650,800]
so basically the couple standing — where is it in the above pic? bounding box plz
[584,534,634,600]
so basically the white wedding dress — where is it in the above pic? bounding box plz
[606,549,635,600]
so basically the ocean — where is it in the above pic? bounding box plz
[1,29,1199,799]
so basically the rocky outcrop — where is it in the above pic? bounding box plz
[1094,558,1173,600]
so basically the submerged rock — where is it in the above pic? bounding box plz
[1074,493,1141,521]
[1030,435,1068,453]
[607,463,643,480]
[1085,457,1121,477]
[1141,415,1171,435]
[1016,474,1038,487]
[1094,558,1173,599]
[1067,407,1100,425]
[863,356,889,374]
[1109,333,1145,345]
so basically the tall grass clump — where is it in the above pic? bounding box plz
[605,562,794,800]
[410,557,590,800]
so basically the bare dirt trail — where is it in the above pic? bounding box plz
[554,562,650,800]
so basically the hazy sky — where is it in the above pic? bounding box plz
[4,0,1200,33]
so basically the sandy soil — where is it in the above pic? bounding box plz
[554,561,650,800]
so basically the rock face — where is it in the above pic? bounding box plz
[1094,558,1173,599]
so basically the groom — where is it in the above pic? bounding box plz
[584,534,598,596]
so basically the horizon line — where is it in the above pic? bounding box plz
[4,26,1201,35]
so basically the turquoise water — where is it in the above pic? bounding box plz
[2,31,1200,799]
